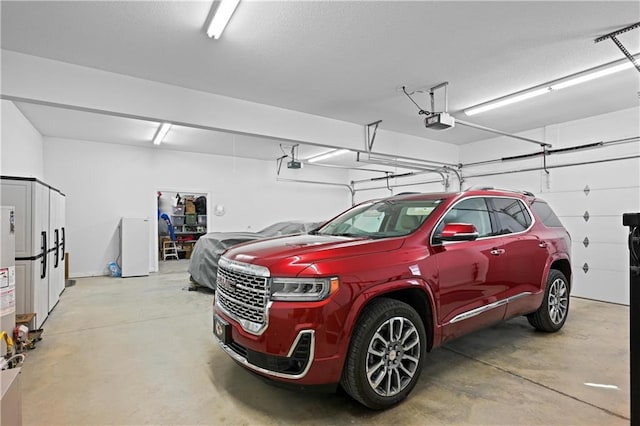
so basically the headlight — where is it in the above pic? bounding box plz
[270,277,339,301]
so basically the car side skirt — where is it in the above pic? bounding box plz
[447,292,533,325]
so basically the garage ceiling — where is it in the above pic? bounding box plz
[2,1,639,162]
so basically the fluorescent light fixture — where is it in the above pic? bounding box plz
[464,56,637,116]
[307,149,351,163]
[153,122,172,146]
[206,0,240,39]
[465,88,551,116]
[551,61,634,90]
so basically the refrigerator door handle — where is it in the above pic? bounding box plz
[41,231,47,279]
[54,228,60,268]
[61,227,66,261]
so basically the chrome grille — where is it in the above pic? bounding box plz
[217,265,269,326]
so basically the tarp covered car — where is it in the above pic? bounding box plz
[188,221,321,290]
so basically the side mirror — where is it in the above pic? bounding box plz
[438,223,479,242]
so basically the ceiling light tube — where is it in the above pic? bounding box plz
[464,55,638,116]
[550,61,634,90]
[465,88,551,116]
[206,0,241,39]
[153,122,172,146]
[307,149,351,163]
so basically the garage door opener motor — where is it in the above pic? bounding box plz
[400,82,455,130]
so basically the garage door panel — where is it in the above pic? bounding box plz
[541,187,639,218]
[571,268,628,305]
[572,241,628,274]
[544,157,639,189]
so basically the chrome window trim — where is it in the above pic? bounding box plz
[431,195,537,246]
[217,330,316,380]
[447,292,532,324]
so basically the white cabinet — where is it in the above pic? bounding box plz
[48,190,66,311]
[1,177,65,328]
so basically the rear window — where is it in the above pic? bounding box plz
[491,197,532,234]
[531,201,564,227]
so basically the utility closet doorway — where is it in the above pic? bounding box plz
[154,189,211,271]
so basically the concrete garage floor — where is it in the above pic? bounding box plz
[18,260,630,425]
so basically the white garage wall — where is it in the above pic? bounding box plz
[42,137,352,277]
[0,100,44,178]
[461,107,640,305]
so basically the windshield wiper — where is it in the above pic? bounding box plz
[331,233,371,238]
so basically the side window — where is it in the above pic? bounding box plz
[531,200,564,227]
[491,198,532,234]
[435,198,493,238]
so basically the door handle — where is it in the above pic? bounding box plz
[41,231,47,279]
[490,248,505,256]
[61,227,66,261]
[539,241,548,248]
[54,229,60,268]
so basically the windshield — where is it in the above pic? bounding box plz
[316,198,443,238]
[258,222,313,237]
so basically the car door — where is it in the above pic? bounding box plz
[488,197,549,317]
[430,197,509,342]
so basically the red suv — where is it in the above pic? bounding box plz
[213,188,571,409]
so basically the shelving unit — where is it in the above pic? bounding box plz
[170,214,207,236]
[170,213,206,259]
[158,193,208,260]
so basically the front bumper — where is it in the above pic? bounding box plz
[215,314,315,379]
[213,302,346,385]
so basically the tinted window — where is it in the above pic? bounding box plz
[531,201,564,227]
[491,198,532,234]
[435,197,493,238]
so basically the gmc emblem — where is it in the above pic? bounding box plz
[217,275,236,293]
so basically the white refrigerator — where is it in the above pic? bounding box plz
[120,217,150,277]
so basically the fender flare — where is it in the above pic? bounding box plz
[335,278,439,366]
[543,253,572,290]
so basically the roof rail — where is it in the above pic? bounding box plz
[464,185,535,197]
[395,192,422,196]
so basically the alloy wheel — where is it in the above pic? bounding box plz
[548,278,568,325]
[365,316,421,397]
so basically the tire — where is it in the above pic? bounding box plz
[340,298,426,410]
[527,269,570,332]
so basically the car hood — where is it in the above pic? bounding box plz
[199,231,264,247]
[223,234,405,274]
